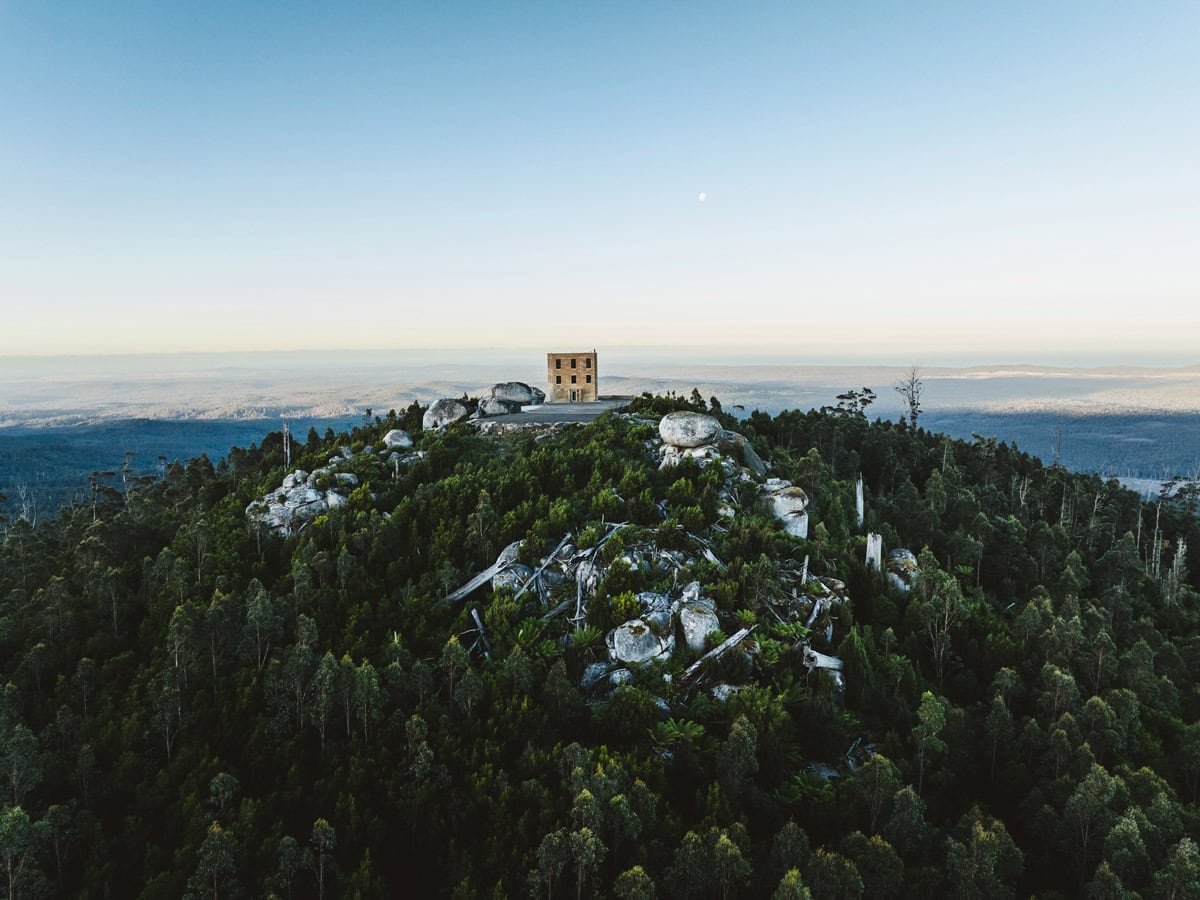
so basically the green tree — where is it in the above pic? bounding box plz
[667,830,709,899]
[1065,764,1118,882]
[1087,860,1132,900]
[773,869,813,900]
[1,725,41,807]
[569,827,604,900]
[913,692,947,795]
[310,818,336,900]
[208,773,239,818]
[276,835,306,900]
[717,716,759,795]
[0,807,46,900]
[807,848,863,900]
[712,830,751,900]
[915,548,966,688]
[614,865,656,900]
[945,807,1023,900]
[839,832,902,899]
[1153,837,1200,900]
[186,820,238,899]
[534,829,570,900]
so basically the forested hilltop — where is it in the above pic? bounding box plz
[1,394,1198,899]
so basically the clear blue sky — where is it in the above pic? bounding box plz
[2,1,1197,361]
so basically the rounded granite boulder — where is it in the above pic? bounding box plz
[422,398,470,431]
[490,382,546,405]
[659,411,722,448]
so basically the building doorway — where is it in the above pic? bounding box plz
[570,390,578,401]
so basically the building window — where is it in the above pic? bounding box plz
[571,358,577,368]
[586,374,591,384]
[571,375,577,384]
[585,358,592,368]
[555,375,561,384]
[555,359,561,369]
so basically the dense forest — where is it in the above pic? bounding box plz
[0,393,1197,899]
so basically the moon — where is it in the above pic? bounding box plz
[698,192,707,202]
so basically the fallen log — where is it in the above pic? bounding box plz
[445,560,506,604]
[682,626,755,682]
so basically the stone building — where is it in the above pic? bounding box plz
[546,350,598,402]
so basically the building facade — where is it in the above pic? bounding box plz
[546,350,598,402]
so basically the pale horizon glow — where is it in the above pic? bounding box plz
[1,2,1198,361]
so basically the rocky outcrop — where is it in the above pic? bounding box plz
[382,429,413,450]
[659,411,722,448]
[759,478,809,539]
[478,396,522,417]
[886,549,920,592]
[490,382,545,405]
[423,398,470,430]
[246,467,356,536]
[715,430,769,475]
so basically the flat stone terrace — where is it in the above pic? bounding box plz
[481,397,630,425]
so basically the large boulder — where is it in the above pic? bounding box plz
[479,396,522,417]
[678,600,720,653]
[382,429,413,450]
[607,619,673,666]
[659,411,722,448]
[759,478,809,539]
[490,382,545,405]
[423,398,470,430]
[886,549,920,592]
[580,662,610,691]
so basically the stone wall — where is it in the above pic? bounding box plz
[546,351,598,402]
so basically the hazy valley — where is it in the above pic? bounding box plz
[2,354,1197,516]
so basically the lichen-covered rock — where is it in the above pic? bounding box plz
[490,382,545,405]
[637,592,673,633]
[479,396,523,417]
[423,398,470,430]
[607,619,673,665]
[493,564,533,594]
[659,411,722,448]
[886,548,920,592]
[759,478,809,539]
[715,430,769,475]
[678,601,720,653]
[580,662,610,691]
[382,429,413,450]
